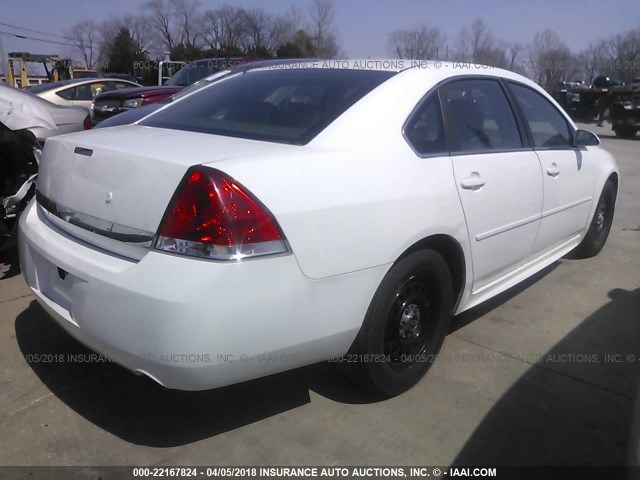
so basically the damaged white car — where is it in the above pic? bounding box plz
[1,83,90,249]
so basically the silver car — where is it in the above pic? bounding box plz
[26,78,140,111]
[0,83,91,142]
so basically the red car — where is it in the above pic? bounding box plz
[92,58,253,123]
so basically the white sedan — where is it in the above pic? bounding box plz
[19,60,618,396]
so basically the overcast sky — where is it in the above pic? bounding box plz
[0,0,638,62]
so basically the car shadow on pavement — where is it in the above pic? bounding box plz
[450,286,640,467]
[0,248,20,280]
[14,301,379,447]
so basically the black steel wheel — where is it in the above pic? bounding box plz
[384,273,438,371]
[346,250,453,396]
[573,179,616,258]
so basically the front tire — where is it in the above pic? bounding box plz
[346,250,453,396]
[573,180,616,258]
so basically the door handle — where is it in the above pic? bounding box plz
[460,173,486,190]
[546,164,560,177]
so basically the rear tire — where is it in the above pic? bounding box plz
[573,180,616,258]
[613,126,638,138]
[346,250,453,397]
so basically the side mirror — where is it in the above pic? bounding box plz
[575,129,600,147]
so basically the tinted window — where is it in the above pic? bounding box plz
[142,69,396,145]
[405,93,446,155]
[95,81,136,96]
[74,83,94,100]
[441,79,522,152]
[166,65,218,86]
[56,87,76,100]
[509,83,573,148]
[114,81,135,90]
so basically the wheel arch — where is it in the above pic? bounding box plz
[608,171,619,195]
[396,234,466,313]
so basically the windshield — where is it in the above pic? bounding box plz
[142,68,396,145]
[171,70,233,101]
[165,64,220,87]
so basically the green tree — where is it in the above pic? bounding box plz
[277,30,317,58]
[106,27,147,74]
[276,42,303,58]
[245,45,273,59]
[170,43,206,61]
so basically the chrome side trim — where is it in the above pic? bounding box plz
[475,213,541,242]
[36,191,154,245]
[541,197,592,219]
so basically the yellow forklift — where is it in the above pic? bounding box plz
[6,52,97,87]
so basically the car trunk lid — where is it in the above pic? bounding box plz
[36,125,288,259]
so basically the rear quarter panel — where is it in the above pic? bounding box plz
[213,68,471,281]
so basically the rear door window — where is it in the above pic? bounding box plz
[441,79,523,152]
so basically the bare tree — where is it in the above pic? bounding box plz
[308,0,340,58]
[388,25,445,60]
[454,19,507,66]
[603,29,640,82]
[269,14,292,51]
[66,20,99,68]
[145,0,178,51]
[283,5,305,39]
[174,0,201,48]
[528,29,577,86]
[202,5,247,52]
[579,40,607,83]
[122,14,152,56]
[201,9,222,50]
[242,8,272,51]
[505,41,524,72]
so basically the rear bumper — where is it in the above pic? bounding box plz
[19,199,387,390]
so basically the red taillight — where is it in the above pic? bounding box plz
[155,166,288,260]
[83,114,91,130]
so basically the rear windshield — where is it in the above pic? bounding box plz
[141,69,396,145]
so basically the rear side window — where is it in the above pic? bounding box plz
[56,87,75,100]
[509,83,573,148]
[142,69,396,145]
[74,84,94,100]
[441,79,522,152]
[404,93,446,155]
